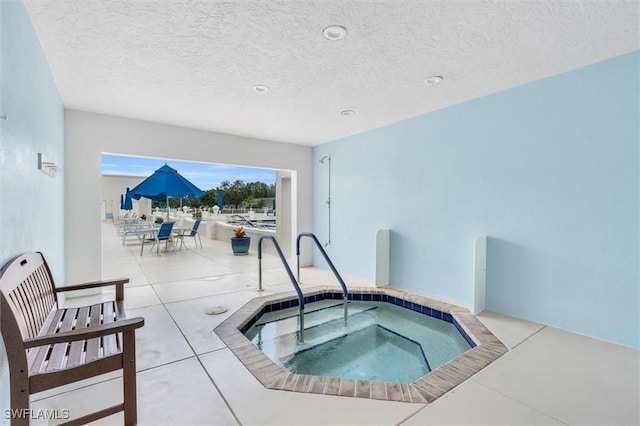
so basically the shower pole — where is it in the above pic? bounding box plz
[319,156,331,246]
[326,156,331,246]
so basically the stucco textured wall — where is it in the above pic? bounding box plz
[0,0,65,418]
[313,51,639,349]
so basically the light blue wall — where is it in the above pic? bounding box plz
[313,51,639,349]
[0,0,65,419]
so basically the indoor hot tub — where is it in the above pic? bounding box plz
[215,286,507,403]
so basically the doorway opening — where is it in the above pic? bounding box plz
[101,153,297,257]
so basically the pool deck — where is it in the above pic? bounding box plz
[30,222,640,425]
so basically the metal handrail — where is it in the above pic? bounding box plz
[228,214,257,227]
[296,232,348,322]
[257,235,305,342]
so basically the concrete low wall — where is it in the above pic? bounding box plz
[174,212,279,257]
[211,221,277,256]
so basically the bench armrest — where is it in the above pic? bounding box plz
[23,317,145,349]
[54,278,129,300]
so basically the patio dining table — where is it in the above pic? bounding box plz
[172,226,193,250]
[138,225,192,256]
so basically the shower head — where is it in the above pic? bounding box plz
[319,156,330,164]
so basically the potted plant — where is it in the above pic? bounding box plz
[230,226,250,255]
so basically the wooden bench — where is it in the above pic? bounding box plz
[0,252,145,425]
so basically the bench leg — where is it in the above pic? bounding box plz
[122,331,138,426]
[9,373,30,426]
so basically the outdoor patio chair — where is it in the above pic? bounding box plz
[180,219,202,249]
[142,221,175,254]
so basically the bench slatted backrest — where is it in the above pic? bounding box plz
[0,252,58,341]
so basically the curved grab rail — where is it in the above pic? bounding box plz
[296,232,348,322]
[257,235,305,341]
[296,233,348,297]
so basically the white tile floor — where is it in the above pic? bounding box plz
[30,223,640,425]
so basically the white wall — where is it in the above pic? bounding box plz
[275,170,294,257]
[65,110,313,283]
[101,174,147,218]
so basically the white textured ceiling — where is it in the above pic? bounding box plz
[24,0,639,146]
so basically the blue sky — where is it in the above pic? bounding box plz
[101,154,276,191]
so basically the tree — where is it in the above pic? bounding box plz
[242,195,255,208]
[198,179,275,208]
[198,189,218,207]
[223,180,247,207]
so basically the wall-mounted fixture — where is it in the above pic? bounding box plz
[319,155,331,246]
[38,153,61,178]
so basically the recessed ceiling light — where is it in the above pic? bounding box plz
[424,76,443,85]
[253,85,269,93]
[323,25,347,41]
[341,110,355,116]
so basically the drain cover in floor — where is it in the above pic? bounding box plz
[205,306,228,315]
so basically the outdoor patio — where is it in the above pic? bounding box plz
[28,222,640,425]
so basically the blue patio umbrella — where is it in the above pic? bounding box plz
[120,194,125,210]
[217,190,224,209]
[130,164,205,214]
[123,187,134,210]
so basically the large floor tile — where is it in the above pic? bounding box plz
[165,290,263,354]
[471,327,640,426]
[135,357,238,425]
[122,284,163,309]
[210,251,280,271]
[31,358,237,426]
[152,273,257,303]
[142,263,237,284]
[30,374,123,425]
[477,311,545,349]
[241,267,299,287]
[403,380,564,425]
[128,304,195,371]
[122,273,153,287]
[30,371,121,402]
[60,284,160,315]
[136,251,214,269]
[199,348,424,425]
[265,282,308,294]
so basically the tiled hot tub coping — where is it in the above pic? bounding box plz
[215,285,508,404]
